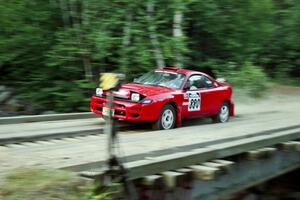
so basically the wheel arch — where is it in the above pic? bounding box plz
[163,100,182,127]
[164,101,177,111]
[222,99,234,116]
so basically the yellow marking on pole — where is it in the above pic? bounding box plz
[99,73,119,90]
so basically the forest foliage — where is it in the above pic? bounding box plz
[0,0,300,113]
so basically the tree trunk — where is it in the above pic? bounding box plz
[81,0,89,26]
[58,0,70,27]
[83,57,92,80]
[173,10,183,68]
[123,13,132,47]
[69,0,93,80]
[49,0,57,7]
[146,1,165,69]
[80,0,93,80]
[120,12,133,74]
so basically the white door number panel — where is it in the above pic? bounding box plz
[186,91,201,111]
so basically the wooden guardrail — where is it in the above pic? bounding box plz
[0,112,96,124]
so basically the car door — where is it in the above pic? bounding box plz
[198,75,218,115]
[182,75,206,118]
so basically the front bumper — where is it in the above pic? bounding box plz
[90,96,159,122]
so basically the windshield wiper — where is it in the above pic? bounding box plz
[144,83,169,88]
[133,81,143,85]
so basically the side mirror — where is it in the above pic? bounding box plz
[183,86,189,91]
[183,82,190,90]
[216,77,226,83]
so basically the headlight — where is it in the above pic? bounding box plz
[131,93,140,102]
[140,99,153,104]
[96,88,103,96]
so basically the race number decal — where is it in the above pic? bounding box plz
[187,91,201,111]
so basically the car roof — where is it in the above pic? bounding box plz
[157,67,210,77]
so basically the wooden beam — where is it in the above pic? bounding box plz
[289,141,300,151]
[246,150,261,160]
[141,175,162,187]
[190,165,220,181]
[246,147,277,160]
[212,159,235,173]
[203,160,235,174]
[259,147,277,158]
[176,168,194,181]
[278,141,297,151]
[161,171,184,188]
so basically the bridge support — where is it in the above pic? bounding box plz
[192,144,300,200]
[134,142,300,200]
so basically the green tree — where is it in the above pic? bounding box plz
[0,0,300,113]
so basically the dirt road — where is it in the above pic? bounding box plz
[0,85,299,178]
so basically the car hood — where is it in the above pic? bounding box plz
[113,83,174,98]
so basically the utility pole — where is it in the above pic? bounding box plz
[99,73,136,200]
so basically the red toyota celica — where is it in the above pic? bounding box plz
[90,67,234,130]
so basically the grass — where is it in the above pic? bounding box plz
[0,168,110,200]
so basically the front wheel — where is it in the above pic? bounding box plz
[212,102,230,123]
[152,104,176,130]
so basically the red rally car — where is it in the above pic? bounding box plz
[90,68,234,130]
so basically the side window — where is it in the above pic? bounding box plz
[201,76,215,88]
[186,75,203,90]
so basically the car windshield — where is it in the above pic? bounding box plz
[133,71,185,89]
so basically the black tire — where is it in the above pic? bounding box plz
[212,102,230,123]
[152,104,176,130]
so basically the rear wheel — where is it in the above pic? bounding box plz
[212,102,230,123]
[152,104,176,130]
